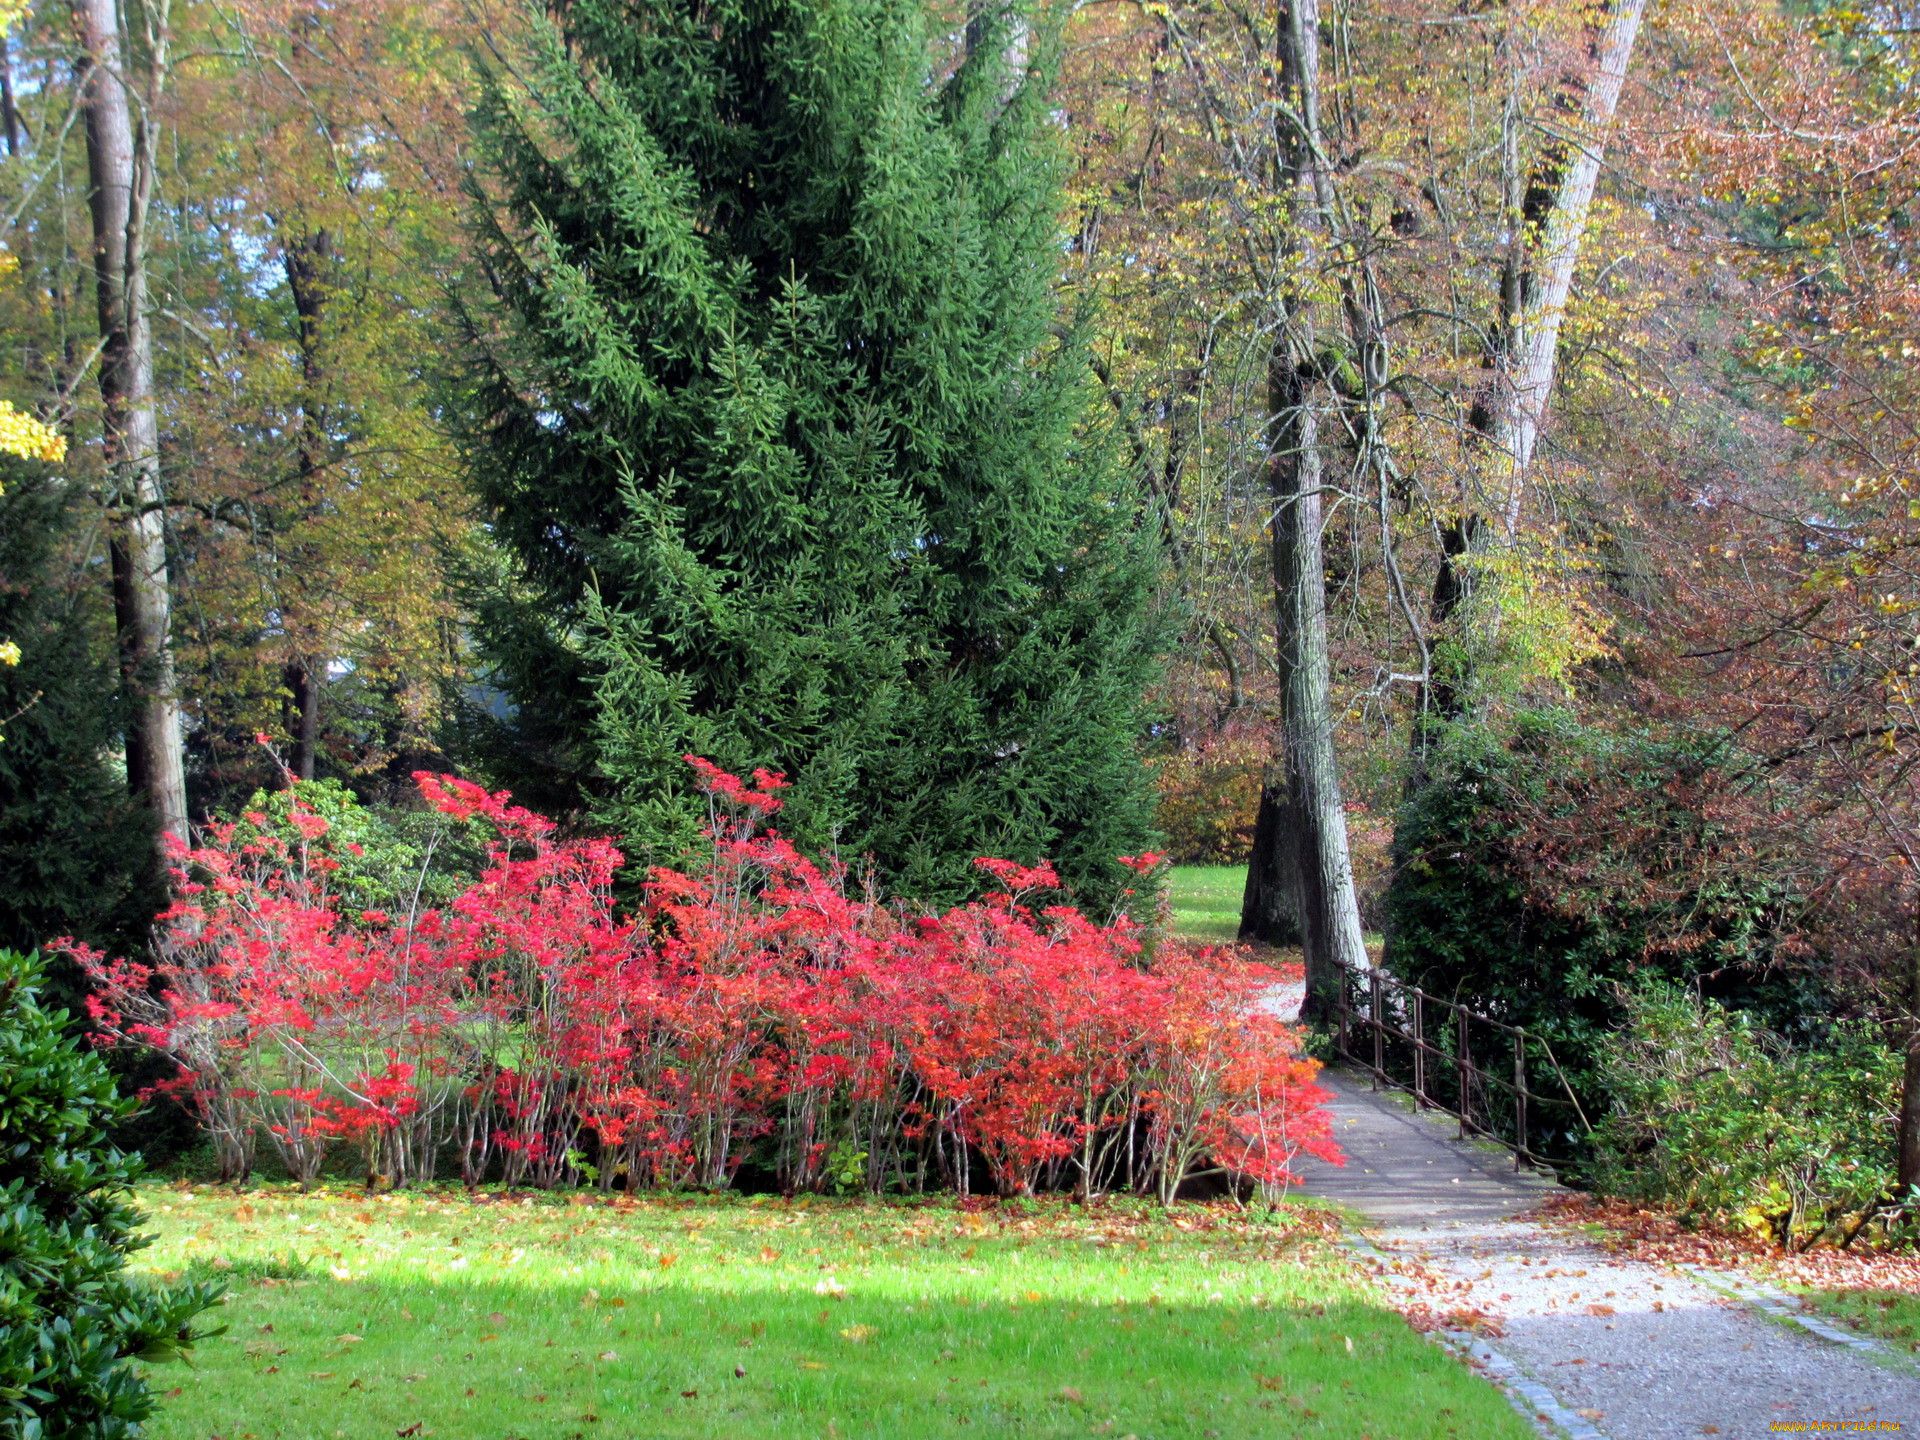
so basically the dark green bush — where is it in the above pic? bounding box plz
[1591,984,1898,1250]
[1384,709,1825,1134]
[0,950,222,1440]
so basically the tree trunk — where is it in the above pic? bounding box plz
[1483,0,1648,527]
[284,659,319,782]
[1240,0,1368,1018]
[1266,353,1368,1018]
[281,225,335,782]
[75,0,185,851]
[1,31,23,157]
[1900,907,1920,1196]
[1239,780,1302,947]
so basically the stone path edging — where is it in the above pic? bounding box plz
[1339,1228,1607,1440]
[1289,1065,1920,1439]
[1674,1263,1910,1366]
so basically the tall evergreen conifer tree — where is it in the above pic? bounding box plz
[455,0,1164,901]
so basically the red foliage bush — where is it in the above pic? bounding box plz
[59,760,1338,1199]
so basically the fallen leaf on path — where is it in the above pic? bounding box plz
[1586,1304,1615,1316]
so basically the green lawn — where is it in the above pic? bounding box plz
[1167,865,1246,944]
[1799,1288,1920,1353]
[134,1183,1528,1440]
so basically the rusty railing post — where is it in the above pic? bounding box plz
[1336,962,1350,1061]
[1370,969,1384,1088]
[1455,1007,1470,1139]
[1513,1031,1529,1171]
[1412,990,1425,1108]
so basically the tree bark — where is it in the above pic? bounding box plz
[74,0,186,850]
[1900,905,1920,1196]
[281,225,335,782]
[1266,349,1368,1016]
[1239,780,1302,947]
[1482,0,1647,528]
[1240,0,1368,1017]
[1407,0,1645,737]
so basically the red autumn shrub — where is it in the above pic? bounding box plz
[61,758,1338,1199]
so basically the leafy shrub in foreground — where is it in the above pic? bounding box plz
[1590,983,1898,1250]
[62,759,1337,1201]
[0,950,221,1440]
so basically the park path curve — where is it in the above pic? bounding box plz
[1289,1066,1920,1440]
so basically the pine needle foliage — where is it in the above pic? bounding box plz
[452,0,1165,904]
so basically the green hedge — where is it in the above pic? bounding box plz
[1591,984,1898,1250]
[0,951,222,1439]
[1384,710,1825,1134]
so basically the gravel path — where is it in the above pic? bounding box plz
[1290,1067,1920,1439]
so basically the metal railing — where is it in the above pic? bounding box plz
[1331,959,1592,1173]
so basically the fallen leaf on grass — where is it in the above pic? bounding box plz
[658,1252,678,1270]
[799,1361,826,1371]
[1024,1290,1043,1303]
[839,1325,877,1343]
[307,1372,334,1380]
[596,1351,618,1361]
[679,1389,698,1399]
[1058,1386,1083,1404]
[759,1246,781,1263]
[396,1426,423,1438]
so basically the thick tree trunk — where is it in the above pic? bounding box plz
[75,0,186,850]
[1240,0,1368,1018]
[1266,355,1368,1018]
[1239,781,1302,947]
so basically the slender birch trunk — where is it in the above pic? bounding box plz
[73,0,185,850]
[1425,0,1649,708]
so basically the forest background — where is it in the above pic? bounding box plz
[5,0,1920,1232]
